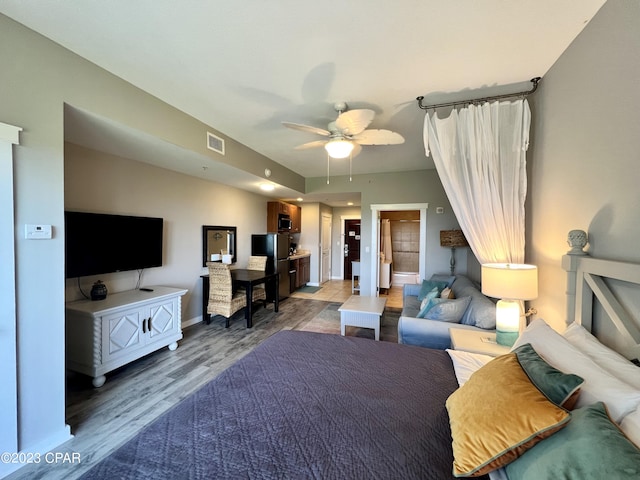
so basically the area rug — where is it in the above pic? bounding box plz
[296,285,322,294]
[297,302,399,343]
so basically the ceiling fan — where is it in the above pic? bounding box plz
[282,102,404,159]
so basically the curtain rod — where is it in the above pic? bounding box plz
[416,77,541,110]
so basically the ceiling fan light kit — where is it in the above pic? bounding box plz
[324,138,354,159]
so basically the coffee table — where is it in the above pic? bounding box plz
[339,295,387,341]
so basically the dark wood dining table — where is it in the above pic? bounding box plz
[201,269,279,328]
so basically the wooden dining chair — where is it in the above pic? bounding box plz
[207,262,246,328]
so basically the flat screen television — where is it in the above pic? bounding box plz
[65,211,164,278]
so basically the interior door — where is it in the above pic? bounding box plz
[343,219,361,280]
[321,214,332,283]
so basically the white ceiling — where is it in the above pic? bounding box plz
[1,1,606,204]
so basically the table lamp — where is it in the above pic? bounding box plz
[440,230,469,275]
[481,263,538,346]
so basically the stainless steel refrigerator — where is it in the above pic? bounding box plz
[251,233,291,301]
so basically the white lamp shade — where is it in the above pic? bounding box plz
[481,263,538,300]
[324,139,354,158]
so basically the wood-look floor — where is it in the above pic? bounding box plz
[7,281,403,480]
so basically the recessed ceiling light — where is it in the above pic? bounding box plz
[348,202,354,206]
[297,197,303,202]
[260,183,275,192]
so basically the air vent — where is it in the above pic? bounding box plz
[206,132,225,155]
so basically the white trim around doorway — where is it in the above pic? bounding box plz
[369,203,428,297]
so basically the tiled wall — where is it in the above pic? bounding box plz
[390,221,420,273]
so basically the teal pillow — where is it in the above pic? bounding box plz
[513,343,584,409]
[417,280,448,301]
[505,402,640,479]
[416,287,439,317]
[424,296,471,323]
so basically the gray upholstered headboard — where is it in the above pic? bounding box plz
[563,230,640,360]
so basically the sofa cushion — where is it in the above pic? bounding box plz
[417,280,449,301]
[402,294,422,318]
[429,273,456,288]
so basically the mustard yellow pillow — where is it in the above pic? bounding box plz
[446,353,570,477]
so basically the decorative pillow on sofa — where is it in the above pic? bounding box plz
[446,353,570,477]
[417,280,449,301]
[416,287,439,317]
[512,343,584,409]
[505,402,640,480]
[440,287,454,299]
[423,296,471,323]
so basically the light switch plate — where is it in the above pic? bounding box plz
[25,224,52,239]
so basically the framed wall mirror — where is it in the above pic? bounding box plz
[202,225,236,266]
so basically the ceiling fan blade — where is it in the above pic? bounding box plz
[335,109,375,135]
[294,140,327,150]
[282,121,330,136]
[353,129,405,145]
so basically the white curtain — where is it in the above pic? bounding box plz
[424,100,531,264]
[380,219,393,263]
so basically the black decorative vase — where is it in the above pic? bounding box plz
[91,280,108,301]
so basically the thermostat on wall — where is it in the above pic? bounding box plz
[25,224,52,239]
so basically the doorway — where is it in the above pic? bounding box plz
[370,203,428,296]
[343,218,361,280]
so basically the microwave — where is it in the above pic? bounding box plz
[278,215,292,230]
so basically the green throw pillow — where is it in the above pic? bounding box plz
[505,402,640,479]
[513,343,584,409]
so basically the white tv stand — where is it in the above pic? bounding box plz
[65,286,188,387]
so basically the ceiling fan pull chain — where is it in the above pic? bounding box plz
[326,152,330,184]
[349,153,352,182]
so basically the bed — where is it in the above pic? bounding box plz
[80,232,640,479]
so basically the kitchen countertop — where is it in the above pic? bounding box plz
[288,252,310,260]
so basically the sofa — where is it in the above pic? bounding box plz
[397,274,497,349]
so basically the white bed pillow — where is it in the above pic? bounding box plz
[446,349,493,386]
[621,408,640,449]
[563,322,640,390]
[512,319,640,422]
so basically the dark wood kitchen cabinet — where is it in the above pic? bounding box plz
[289,255,311,292]
[267,201,301,233]
[299,255,310,285]
[289,203,301,233]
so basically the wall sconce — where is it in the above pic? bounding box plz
[481,263,538,346]
[440,230,468,275]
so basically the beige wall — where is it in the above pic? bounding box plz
[528,0,640,332]
[64,143,271,323]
